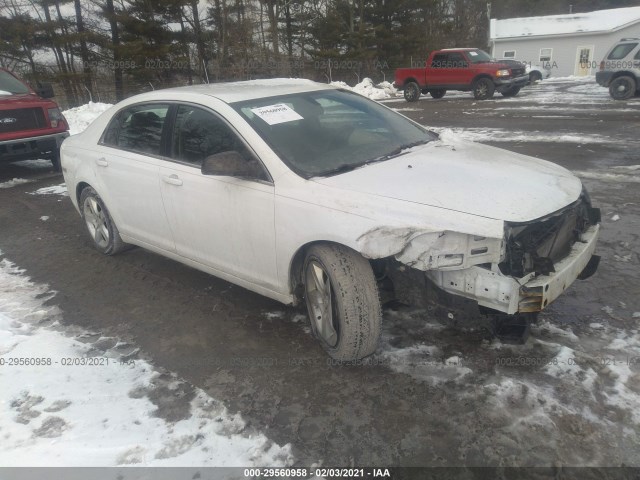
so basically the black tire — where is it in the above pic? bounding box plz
[79,186,127,255]
[429,89,446,99]
[50,151,61,172]
[501,86,521,97]
[529,71,542,84]
[472,78,495,100]
[403,81,420,102]
[303,244,381,361]
[609,75,636,100]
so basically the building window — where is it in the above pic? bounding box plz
[503,50,516,58]
[539,48,553,62]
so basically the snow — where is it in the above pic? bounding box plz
[29,184,68,196]
[39,216,49,222]
[0,178,32,189]
[0,256,294,466]
[428,126,614,144]
[491,6,640,39]
[331,78,398,100]
[62,101,113,135]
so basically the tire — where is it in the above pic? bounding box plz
[403,81,420,102]
[303,244,381,361]
[529,71,542,84]
[501,86,521,97]
[429,89,446,99]
[609,75,636,100]
[50,151,61,172]
[79,186,127,255]
[473,78,495,100]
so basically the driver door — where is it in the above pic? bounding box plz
[158,104,278,290]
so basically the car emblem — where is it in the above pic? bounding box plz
[0,117,18,124]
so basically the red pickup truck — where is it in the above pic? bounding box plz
[0,68,69,171]
[394,48,529,102]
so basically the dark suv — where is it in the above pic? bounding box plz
[596,38,640,100]
[0,69,69,170]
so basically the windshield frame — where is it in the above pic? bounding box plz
[231,89,438,179]
[0,70,31,95]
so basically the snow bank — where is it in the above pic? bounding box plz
[331,78,398,100]
[0,178,32,189]
[62,102,113,135]
[0,256,293,467]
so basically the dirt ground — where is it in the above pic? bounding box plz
[0,78,639,469]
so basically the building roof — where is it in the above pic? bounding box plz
[490,6,640,40]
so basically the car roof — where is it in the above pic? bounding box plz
[158,78,336,103]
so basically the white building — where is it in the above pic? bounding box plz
[489,6,640,77]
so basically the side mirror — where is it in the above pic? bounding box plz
[35,82,55,99]
[201,151,256,178]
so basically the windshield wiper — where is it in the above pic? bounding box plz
[319,139,433,177]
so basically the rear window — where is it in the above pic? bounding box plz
[0,70,30,95]
[608,43,638,60]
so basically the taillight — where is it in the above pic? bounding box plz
[599,61,605,71]
[47,107,67,129]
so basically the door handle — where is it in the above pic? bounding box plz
[96,157,108,167]
[162,174,183,186]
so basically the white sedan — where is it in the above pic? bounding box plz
[61,79,600,360]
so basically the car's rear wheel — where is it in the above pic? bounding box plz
[403,81,420,102]
[50,151,61,172]
[303,244,381,361]
[430,89,446,99]
[529,71,542,84]
[501,86,521,97]
[609,75,636,100]
[473,78,495,100]
[80,186,127,255]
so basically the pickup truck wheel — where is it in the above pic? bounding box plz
[609,76,636,100]
[429,89,446,99]
[473,78,495,100]
[403,81,420,102]
[501,86,521,97]
[80,186,127,255]
[303,244,381,361]
[50,152,61,172]
[529,71,542,84]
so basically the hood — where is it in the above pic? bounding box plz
[0,93,56,110]
[312,139,582,223]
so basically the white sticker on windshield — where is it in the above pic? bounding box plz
[468,51,478,56]
[250,104,303,125]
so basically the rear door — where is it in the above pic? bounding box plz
[428,53,449,87]
[94,103,176,252]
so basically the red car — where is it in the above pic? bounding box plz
[394,48,529,101]
[0,69,69,171]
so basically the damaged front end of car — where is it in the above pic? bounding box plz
[361,189,601,343]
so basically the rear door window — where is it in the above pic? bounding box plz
[103,104,170,156]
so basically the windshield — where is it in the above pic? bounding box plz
[466,49,493,63]
[232,89,437,178]
[0,70,30,95]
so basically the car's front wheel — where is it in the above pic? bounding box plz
[80,186,127,255]
[529,71,542,84]
[609,75,636,100]
[403,81,420,102]
[473,78,495,100]
[303,244,381,361]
